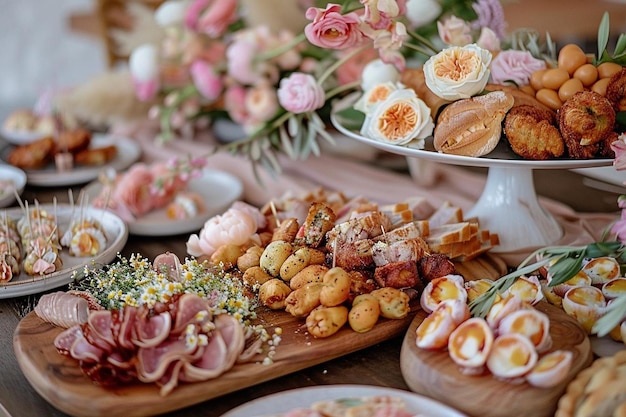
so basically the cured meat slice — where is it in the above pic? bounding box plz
[171,294,212,334]
[132,312,172,348]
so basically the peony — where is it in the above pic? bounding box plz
[304,4,363,50]
[423,43,492,101]
[360,88,434,148]
[360,58,400,91]
[186,208,258,257]
[277,72,325,114]
[490,50,546,87]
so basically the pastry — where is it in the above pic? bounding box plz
[504,104,565,160]
[55,128,91,154]
[557,90,616,159]
[605,67,626,113]
[433,91,514,157]
[485,83,555,114]
[7,136,56,169]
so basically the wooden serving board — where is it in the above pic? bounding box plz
[400,302,593,417]
[12,255,507,417]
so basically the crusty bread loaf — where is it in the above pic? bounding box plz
[428,201,463,229]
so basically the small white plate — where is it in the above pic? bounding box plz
[0,164,26,208]
[1,128,46,145]
[0,133,142,187]
[0,204,128,299]
[222,385,467,417]
[82,168,243,236]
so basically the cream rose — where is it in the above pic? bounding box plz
[423,44,492,101]
[354,81,401,114]
[360,88,433,148]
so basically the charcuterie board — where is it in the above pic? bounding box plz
[13,255,506,417]
[400,301,592,417]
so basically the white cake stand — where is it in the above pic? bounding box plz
[331,98,614,254]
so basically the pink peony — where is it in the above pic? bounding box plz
[277,72,325,114]
[189,60,222,101]
[186,208,258,258]
[304,4,363,50]
[185,0,237,38]
[490,50,546,86]
[226,37,262,85]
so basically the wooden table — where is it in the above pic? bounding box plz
[0,168,621,417]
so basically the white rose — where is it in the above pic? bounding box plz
[360,88,434,148]
[129,44,159,82]
[361,59,400,92]
[405,0,442,28]
[354,81,402,114]
[423,44,492,101]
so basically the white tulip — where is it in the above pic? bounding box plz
[361,59,400,92]
[405,0,442,28]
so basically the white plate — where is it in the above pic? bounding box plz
[0,133,142,187]
[0,204,128,299]
[222,385,468,417]
[0,128,47,145]
[0,164,26,208]
[82,168,243,236]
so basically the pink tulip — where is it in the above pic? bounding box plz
[185,0,238,38]
[304,4,363,50]
[190,60,222,101]
[277,72,325,114]
[129,44,160,101]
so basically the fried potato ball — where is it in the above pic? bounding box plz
[504,105,565,160]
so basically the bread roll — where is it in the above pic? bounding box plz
[433,91,514,157]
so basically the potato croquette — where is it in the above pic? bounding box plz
[504,105,565,160]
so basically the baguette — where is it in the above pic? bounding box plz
[428,201,463,228]
[426,222,472,246]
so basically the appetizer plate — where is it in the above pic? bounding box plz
[82,168,243,236]
[0,133,141,187]
[0,204,128,299]
[0,164,26,208]
[222,385,468,417]
[400,302,593,417]
[0,128,47,145]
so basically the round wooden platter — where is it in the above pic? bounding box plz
[12,254,507,417]
[400,302,593,417]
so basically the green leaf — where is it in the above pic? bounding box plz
[592,294,626,337]
[333,108,366,131]
[615,34,626,56]
[547,256,584,287]
[597,12,610,61]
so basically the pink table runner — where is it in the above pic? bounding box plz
[111,121,618,266]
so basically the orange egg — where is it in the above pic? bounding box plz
[536,88,563,110]
[591,77,611,96]
[542,68,570,90]
[573,63,598,87]
[530,69,547,91]
[558,44,588,75]
[558,78,584,102]
[597,62,622,79]
[519,85,536,96]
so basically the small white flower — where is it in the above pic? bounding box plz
[360,59,400,92]
[405,0,442,28]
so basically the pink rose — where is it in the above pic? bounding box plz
[186,208,258,257]
[490,50,546,86]
[224,85,251,125]
[437,15,472,46]
[112,163,155,217]
[190,60,222,101]
[304,4,363,50]
[245,83,279,123]
[612,134,626,171]
[277,72,325,114]
[476,27,501,52]
[129,44,160,101]
[336,47,378,85]
[185,0,238,38]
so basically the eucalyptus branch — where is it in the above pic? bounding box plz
[318,44,369,85]
[257,33,307,61]
[406,31,440,55]
[324,80,361,100]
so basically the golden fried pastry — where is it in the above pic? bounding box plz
[433,91,514,157]
[7,136,55,169]
[74,145,117,166]
[55,128,91,154]
[557,90,616,159]
[504,104,565,160]
[606,67,626,112]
